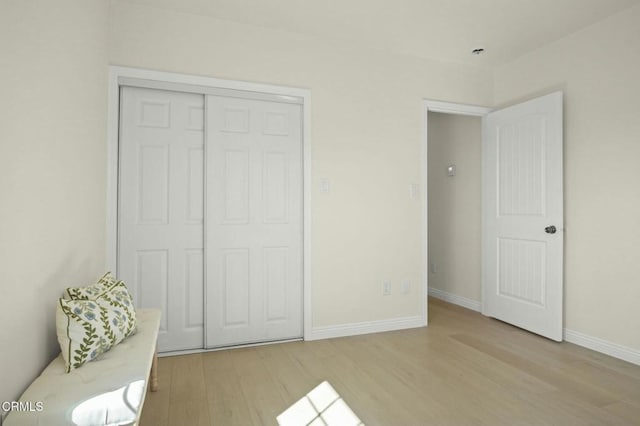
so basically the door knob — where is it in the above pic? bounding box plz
[545,225,557,234]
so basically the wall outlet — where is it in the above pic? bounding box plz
[401,280,410,294]
[430,263,437,274]
[383,280,391,296]
[319,178,330,193]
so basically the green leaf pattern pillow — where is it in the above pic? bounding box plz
[56,276,137,372]
[64,272,118,300]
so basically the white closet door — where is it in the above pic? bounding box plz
[206,95,303,348]
[118,86,205,352]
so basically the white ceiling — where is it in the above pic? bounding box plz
[119,0,640,66]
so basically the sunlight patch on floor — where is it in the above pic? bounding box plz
[277,381,364,426]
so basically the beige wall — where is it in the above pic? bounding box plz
[109,1,494,327]
[494,5,640,350]
[0,0,109,404]
[427,113,482,302]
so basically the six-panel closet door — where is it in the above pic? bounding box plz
[118,86,303,352]
[118,86,205,352]
[205,95,303,348]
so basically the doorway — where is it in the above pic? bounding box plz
[427,111,483,311]
[424,101,490,313]
[424,96,564,341]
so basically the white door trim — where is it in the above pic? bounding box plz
[424,100,492,117]
[422,100,492,314]
[107,66,313,341]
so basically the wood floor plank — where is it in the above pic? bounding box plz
[139,354,174,426]
[231,348,288,425]
[512,389,629,425]
[203,350,254,426]
[603,400,640,424]
[451,333,619,407]
[168,399,211,426]
[141,299,640,425]
[169,353,207,404]
[320,350,427,425]
[254,342,319,405]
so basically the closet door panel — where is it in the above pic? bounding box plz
[119,86,205,352]
[206,95,303,348]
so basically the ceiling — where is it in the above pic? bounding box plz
[119,0,640,66]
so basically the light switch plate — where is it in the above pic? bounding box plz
[409,183,419,199]
[383,280,391,296]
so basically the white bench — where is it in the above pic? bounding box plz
[5,309,161,426]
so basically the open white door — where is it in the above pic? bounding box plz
[482,92,563,341]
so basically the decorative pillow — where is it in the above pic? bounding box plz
[94,279,138,334]
[56,277,137,372]
[64,272,118,300]
[64,272,137,338]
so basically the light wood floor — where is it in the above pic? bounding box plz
[140,298,640,425]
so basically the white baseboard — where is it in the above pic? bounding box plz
[428,287,640,367]
[564,329,640,366]
[308,315,425,341]
[428,287,481,312]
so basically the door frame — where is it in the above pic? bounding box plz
[107,66,313,341]
[422,100,492,311]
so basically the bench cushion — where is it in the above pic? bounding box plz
[5,309,161,426]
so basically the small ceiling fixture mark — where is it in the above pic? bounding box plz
[472,48,485,55]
